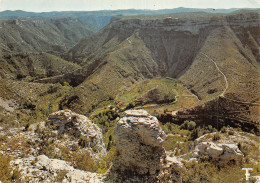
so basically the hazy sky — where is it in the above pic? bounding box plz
[0,0,259,12]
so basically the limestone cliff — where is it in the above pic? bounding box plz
[62,11,260,115]
[106,109,183,183]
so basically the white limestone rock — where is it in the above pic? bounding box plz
[63,169,103,183]
[106,109,182,182]
[124,109,149,117]
[48,110,106,156]
[11,155,103,183]
[193,142,244,164]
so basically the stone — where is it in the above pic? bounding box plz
[11,155,103,183]
[195,142,223,158]
[193,142,244,164]
[124,109,149,117]
[35,155,74,172]
[220,144,244,162]
[64,169,103,183]
[48,110,106,156]
[106,109,182,182]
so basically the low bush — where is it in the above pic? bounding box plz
[78,135,90,148]
[220,127,227,133]
[0,153,21,183]
[182,159,247,183]
[72,151,97,172]
[212,133,221,141]
[54,170,68,182]
[228,130,234,135]
[181,120,196,131]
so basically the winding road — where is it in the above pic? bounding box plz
[201,53,260,105]
[201,53,228,97]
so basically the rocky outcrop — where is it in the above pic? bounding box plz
[11,155,103,183]
[48,110,106,156]
[193,142,244,164]
[106,109,183,182]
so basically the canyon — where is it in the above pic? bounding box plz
[0,9,259,183]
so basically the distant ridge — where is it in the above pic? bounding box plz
[0,8,258,31]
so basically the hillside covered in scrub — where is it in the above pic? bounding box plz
[0,8,259,183]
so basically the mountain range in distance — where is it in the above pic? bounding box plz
[0,7,259,31]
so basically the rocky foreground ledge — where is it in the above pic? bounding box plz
[7,109,249,182]
[11,154,102,183]
[8,109,184,182]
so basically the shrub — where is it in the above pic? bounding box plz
[181,120,196,131]
[228,130,234,135]
[187,121,196,131]
[0,154,12,182]
[11,169,21,182]
[0,153,21,182]
[212,133,221,141]
[125,103,135,109]
[220,127,227,133]
[78,135,90,148]
[190,128,199,140]
[54,170,68,182]
[238,143,248,157]
[71,144,79,151]
[207,125,213,132]
[73,151,97,172]
[0,134,8,142]
[182,158,245,183]
[96,146,117,174]
[162,123,180,134]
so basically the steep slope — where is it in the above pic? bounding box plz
[0,52,80,80]
[0,17,93,53]
[57,12,260,127]
[60,33,160,111]
[180,25,260,102]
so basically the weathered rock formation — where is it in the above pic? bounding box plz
[193,142,244,165]
[106,109,183,182]
[47,110,107,156]
[11,155,103,183]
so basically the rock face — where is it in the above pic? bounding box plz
[63,11,260,124]
[193,142,244,164]
[11,155,103,183]
[106,109,182,182]
[48,110,106,156]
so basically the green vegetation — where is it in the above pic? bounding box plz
[182,156,260,183]
[162,121,203,155]
[117,78,177,108]
[0,79,72,128]
[0,17,93,53]
[212,133,221,141]
[54,170,68,182]
[0,153,21,183]
[0,52,80,80]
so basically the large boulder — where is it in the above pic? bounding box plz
[47,110,106,156]
[106,109,183,182]
[193,142,244,164]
